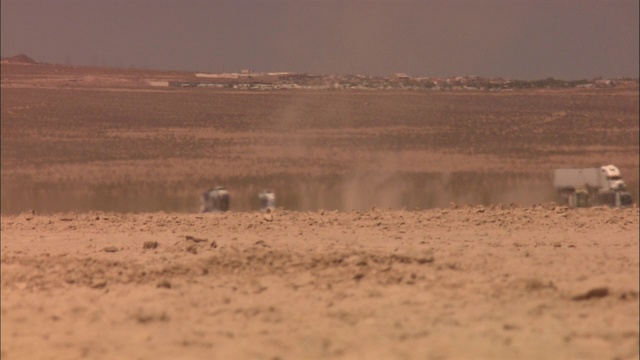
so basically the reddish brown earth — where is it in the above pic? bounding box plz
[1,63,638,359]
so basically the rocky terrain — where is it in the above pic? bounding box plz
[2,206,638,359]
[1,62,638,359]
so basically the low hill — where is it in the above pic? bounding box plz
[1,54,38,64]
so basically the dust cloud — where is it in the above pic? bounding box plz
[1,171,556,215]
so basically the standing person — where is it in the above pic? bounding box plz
[215,186,230,212]
[259,189,276,212]
[200,188,214,213]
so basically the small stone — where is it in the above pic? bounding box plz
[143,241,158,250]
[186,245,198,254]
[255,240,267,247]
[572,287,609,301]
[503,323,520,331]
[103,246,119,253]
[185,235,207,243]
[157,280,172,289]
[416,253,435,264]
[619,291,639,300]
[91,279,107,289]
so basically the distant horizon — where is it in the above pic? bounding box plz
[2,0,638,80]
[4,52,640,82]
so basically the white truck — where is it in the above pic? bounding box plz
[554,164,633,208]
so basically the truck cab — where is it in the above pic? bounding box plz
[599,164,626,192]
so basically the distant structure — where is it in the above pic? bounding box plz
[200,186,230,213]
[1,54,38,65]
[259,190,276,212]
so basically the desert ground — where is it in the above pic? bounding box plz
[1,62,639,359]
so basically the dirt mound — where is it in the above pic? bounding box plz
[1,54,38,64]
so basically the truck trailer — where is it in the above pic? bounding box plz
[554,165,633,208]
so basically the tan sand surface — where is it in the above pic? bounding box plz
[2,206,638,360]
[1,63,638,359]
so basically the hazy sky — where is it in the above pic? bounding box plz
[1,0,638,79]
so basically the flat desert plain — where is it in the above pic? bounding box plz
[1,63,639,359]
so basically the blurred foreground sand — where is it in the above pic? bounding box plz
[2,205,638,360]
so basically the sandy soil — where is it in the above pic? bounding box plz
[1,63,639,359]
[1,206,638,360]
